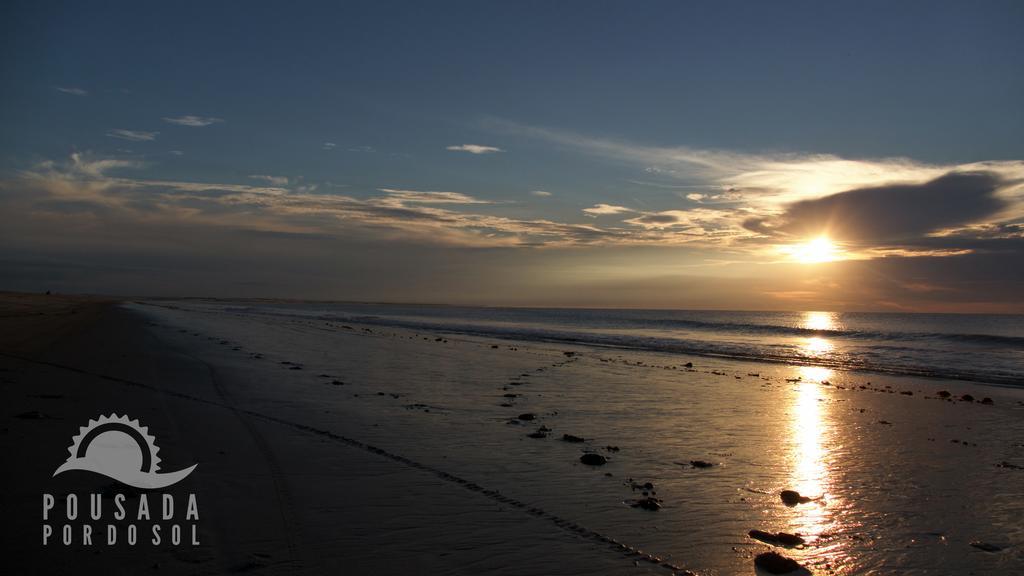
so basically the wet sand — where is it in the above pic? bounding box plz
[2,294,1023,574]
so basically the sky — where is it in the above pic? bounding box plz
[1,1,1023,312]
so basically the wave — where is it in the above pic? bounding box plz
[222,305,1024,347]
[490,313,1024,348]
[213,304,1024,386]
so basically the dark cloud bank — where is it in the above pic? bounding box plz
[744,172,1009,245]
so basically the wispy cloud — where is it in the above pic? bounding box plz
[377,189,490,205]
[107,129,159,142]
[446,144,503,155]
[249,174,289,186]
[3,155,649,249]
[162,115,223,127]
[583,203,633,216]
[488,119,1024,201]
[530,190,552,197]
[322,142,337,150]
[7,151,1024,261]
[490,119,1024,255]
[56,87,88,96]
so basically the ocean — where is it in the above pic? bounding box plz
[200,302,1024,386]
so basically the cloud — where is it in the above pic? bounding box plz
[487,119,1024,203]
[446,144,503,155]
[744,172,1008,245]
[583,204,633,216]
[162,115,223,127]
[489,119,1024,251]
[107,129,158,142]
[7,151,1024,263]
[248,174,290,186]
[348,145,375,153]
[60,152,145,177]
[376,189,490,205]
[56,87,88,96]
[6,155,735,251]
[530,190,552,197]
[322,142,337,150]
[5,153,1024,311]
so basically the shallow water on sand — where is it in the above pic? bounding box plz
[133,300,1024,575]
[208,302,1024,386]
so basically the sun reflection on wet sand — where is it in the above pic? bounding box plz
[788,365,852,570]
[792,377,830,510]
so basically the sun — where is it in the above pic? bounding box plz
[781,236,840,264]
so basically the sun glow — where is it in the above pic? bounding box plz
[781,236,841,264]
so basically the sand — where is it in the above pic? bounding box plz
[2,293,1023,575]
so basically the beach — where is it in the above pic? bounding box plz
[3,294,1023,575]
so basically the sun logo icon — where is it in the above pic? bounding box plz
[53,414,197,489]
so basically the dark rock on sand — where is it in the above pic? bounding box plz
[970,541,1003,552]
[562,434,585,443]
[527,430,548,439]
[961,394,975,402]
[754,551,803,574]
[684,362,693,368]
[632,497,662,511]
[690,460,715,469]
[749,529,805,547]
[780,490,812,506]
[937,390,951,398]
[996,461,1023,470]
[580,453,607,466]
[517,413,536,421]
[331,380,345,385]
[605,445,620,452]
[981,397,994,405]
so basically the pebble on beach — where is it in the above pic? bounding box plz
[748,529,805,547]
[754,551,804,574]
[631,496,662,511]
[580,453,607,466]
[970,541,1003,552]
[780,489,813,506]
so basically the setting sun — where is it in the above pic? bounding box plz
[782,237,841,264]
